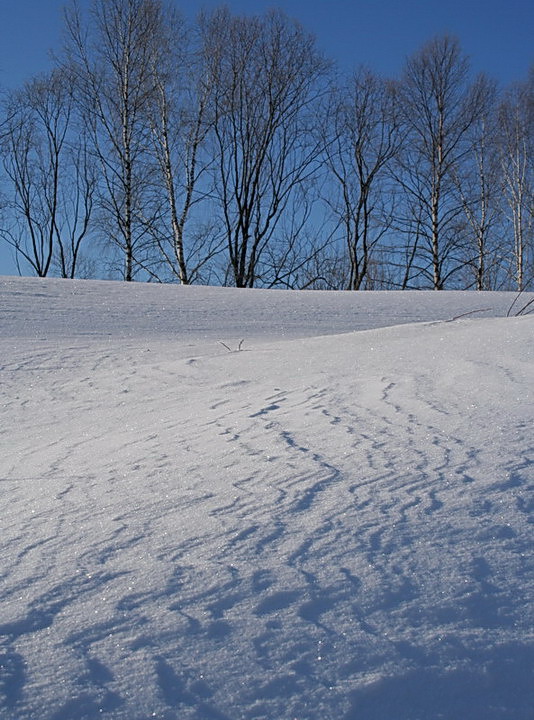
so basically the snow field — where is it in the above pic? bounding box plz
[0,277,533,719]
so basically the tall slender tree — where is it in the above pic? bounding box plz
[143,6,220,284]
[499,72,533,290]
[451,79,506,290]
[323,69,401,289]
[394,36,491,289]
[63,0,161,280]
[200,8,328,287]
[0,70,95,277]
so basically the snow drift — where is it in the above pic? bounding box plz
[1,276,533,719]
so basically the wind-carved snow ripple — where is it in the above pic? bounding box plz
[137,366,533,720]
[1,334,532,720]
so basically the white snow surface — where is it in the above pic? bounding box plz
[1,276,533,720]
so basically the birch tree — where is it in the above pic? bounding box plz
[143,7,219,284]
[499,73,533,290]
[324,69,401,289]
[453,81,504,289]
[63,0,161,281]
[395,36,490,289]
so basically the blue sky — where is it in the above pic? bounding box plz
[1,0,533,275]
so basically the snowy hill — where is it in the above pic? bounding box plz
[1,276,533,720]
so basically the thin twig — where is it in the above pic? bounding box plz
[218,339,245,352]
[515,297,534,316]
[507,290,523,317]
[447,308,492,322]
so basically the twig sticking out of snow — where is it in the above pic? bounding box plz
[446,308,492,322]
[514,297,534,316]
[507,289,534,317]
[218,339,245,352]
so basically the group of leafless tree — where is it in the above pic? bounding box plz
[1,0,532,289]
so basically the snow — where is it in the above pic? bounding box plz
[1,275,533,720]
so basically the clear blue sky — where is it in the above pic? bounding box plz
[1,0,533,275]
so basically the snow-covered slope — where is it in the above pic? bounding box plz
[1,277,533,720]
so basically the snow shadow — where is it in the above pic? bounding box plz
[344,642,534,720]
[0,648,26,710]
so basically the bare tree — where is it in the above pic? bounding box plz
[498,72,533,290]
[1,92,53,276]
[142,6,221,284]
[0,70,95,277]
[54,135,97,278]
[394,36,491,289]
[63,0,162,281]
[200,8,329,288]
[259,197,335,288]
[323,69,401,289]
[453,81,505,289]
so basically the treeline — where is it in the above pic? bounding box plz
[0,0,532,289]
